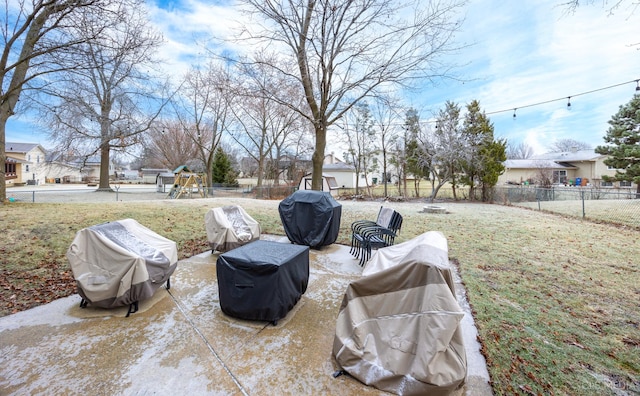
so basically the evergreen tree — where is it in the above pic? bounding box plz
[211,147,238,186]
[461,100,506,202]
[595,94,640,196]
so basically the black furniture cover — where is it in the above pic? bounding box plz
[217,240,310,323]
[278,190,342,248]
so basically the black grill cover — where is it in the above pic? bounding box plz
[217,240,309,322]
[278,190,342,248]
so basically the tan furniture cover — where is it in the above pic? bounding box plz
[67,218,178,309]
[205,205,261,252]
[333,231,467,395]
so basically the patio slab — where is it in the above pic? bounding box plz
[0,236,492,395]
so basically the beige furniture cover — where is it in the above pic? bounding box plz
[67,218,178,309]
[205,205,261,252]
[333,231,467,395]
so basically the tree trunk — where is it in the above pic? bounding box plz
[452,173,458,200]
[402,163,407,198]
[257,156,265,188]
[0,7,53,203]
[98,142,111,190]
[311,123,326,190]
[0,115,7,203]
[383,153,388,198]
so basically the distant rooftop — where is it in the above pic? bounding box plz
[5,142,41,153]
[504,159,576,169]
[531,149,603,162]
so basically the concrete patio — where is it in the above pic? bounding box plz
[0,236,492,395]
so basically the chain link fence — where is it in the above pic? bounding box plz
[8,183,639,230]
[5,184,258,203]
[495,186,640,230]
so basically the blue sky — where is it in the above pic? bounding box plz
[413,0,639,153]
[8,0,639,155]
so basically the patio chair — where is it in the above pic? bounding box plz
[205,205,261,253]
[350,208,403,265]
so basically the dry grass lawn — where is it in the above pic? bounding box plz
[1,197,638,395]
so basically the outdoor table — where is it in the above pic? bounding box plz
[216,240,310,324]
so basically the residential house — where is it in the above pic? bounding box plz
[4,142,47,185]
[323,152,357,188]
[40,153,106,183]
[141,168,172,184]
[5,142,113,185]
[499,149,633,189]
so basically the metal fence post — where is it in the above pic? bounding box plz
[581,190,586,218]
[32,191,35,203]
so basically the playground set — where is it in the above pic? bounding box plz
[167,165,208,199]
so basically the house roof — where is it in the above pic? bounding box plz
[504,159,576,169]
[5,142,44,154]
[531,149,604,162]
[173,165,192,174]
[324,162,355,172]
[5,155,29,164]
[141,168,171,174]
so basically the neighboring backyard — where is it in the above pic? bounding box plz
[0,196,638,395]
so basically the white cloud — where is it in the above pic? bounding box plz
[145,0,245,76]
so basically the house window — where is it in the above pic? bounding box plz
[601,181,613,187]
[5,161,16,178]
[620,181,632,187]
[36,155,40,163]
[553,170,567,184]
[28,155,31,161]
[26,165,30,172]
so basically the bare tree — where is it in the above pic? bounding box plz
[547,138,591,153]
[143,120,199,170]
[560,1,639,47]
[228,57,306,187]
[506,141,535,159]
[534,161,555,188]
[389,131,408,197]
[405,108,428,198]
[0,0,115,202]
[238,0,465,191]
[369,94,402,197]
[340,102,378,197]
[269,124,312,185]
[560,0,639,15]
[425,100,465,202]
[40,0,165,190]
[172,62,231,186]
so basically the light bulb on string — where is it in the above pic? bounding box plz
[513,108,517,119]
[567,96,571,109]
[636,80,640,91]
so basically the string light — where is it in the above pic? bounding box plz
[486,78,639,117]
[402,78,638,127]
